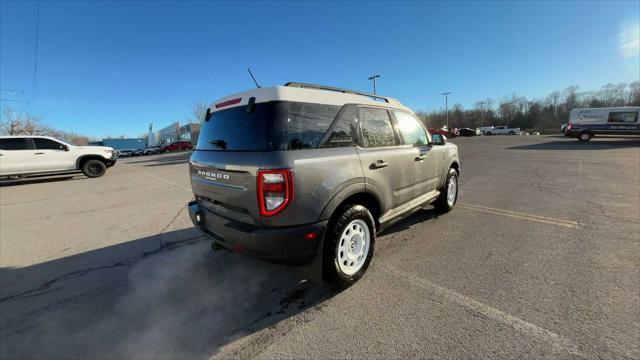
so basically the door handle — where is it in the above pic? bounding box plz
[370,160,389,169]
[34,152,45,155]
[415,155,426,161]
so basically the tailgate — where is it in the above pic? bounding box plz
[190,150,264,226]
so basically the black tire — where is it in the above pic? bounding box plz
[485,132,492,136]
[324,204,376,289]
[81,159,107,178]
[578,132,592,142]
[509,131,516,135]
[434,168,459,213]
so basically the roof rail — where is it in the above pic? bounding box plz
[284,82,401,105]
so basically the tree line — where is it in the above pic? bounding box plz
[415,82,640,131]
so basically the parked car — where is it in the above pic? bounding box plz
[565,107,639,142]
[131,149,146,156]
[187,82,460,287]
[484,126,520,135]
[0,136,116,179]
[458,128,478,137]
[162,141,193,152]
[143,146,163,155]
[428,127,458,138]
[116,149,134,157]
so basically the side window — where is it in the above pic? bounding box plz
[360,107,396,148]
[285,103,340,150]
[33,138,65,150]
[0,138,32,150]
[320,104,358,148]
[393,111,428,146]
[608,111,638,123]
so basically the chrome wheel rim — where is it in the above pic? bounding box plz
[447,176,457,206]
[337,219,370,275]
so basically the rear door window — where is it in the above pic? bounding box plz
[393,111,429,146]
[33,138,65,150]
[608,111,638,123]
[0,138,33,150]
[360,107,396,148]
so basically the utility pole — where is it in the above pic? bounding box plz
[368,75,380,94]
[441,92,451,128]
[478,101,485,128]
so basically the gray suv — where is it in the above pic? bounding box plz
[187,83,460,287]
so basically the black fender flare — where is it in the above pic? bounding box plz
[76,155,109,170]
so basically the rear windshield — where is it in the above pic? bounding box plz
[197,101,340,151]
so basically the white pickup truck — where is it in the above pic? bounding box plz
[0,135,116,179]
[484,126,520,135]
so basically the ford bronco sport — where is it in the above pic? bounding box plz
[187,82,460,287]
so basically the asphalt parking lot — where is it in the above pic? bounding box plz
[1,135,639,359]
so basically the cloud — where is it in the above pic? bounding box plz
[619,18,640,59]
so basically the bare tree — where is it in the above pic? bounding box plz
[191,101,209,123]
[1,108,43,135]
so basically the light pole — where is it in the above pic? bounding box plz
[478,101,485,128]
[368,75,380,94]
[441,92,451,129]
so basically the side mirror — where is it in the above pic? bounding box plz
[61,145,69,151]
[431,134,447,146]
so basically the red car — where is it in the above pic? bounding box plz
[162,141,193,152]
[428,127,458,138]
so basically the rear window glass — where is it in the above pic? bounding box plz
[197,101,340,151]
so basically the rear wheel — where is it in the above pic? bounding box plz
[81,159,107,178]
[578,132,592,142]
[324,204,375,288]
[509,131,516,135]
[485,132,492,136]
[434,168,459,212]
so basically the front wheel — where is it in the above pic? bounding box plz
[324,204,376,288]
[81,159,107,178]
[434,168,459,212]
[485,132,492,136]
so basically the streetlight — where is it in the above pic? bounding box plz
[368,75,380,94]
[441,92,451,129]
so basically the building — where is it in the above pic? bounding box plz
[102,138,147,150]
[155,122,200,146]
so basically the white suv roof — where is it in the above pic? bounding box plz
[211,82,411,113]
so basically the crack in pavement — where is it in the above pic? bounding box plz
[0,235,204,303]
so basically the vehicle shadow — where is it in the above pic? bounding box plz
[0,174,83,187]
[379,207,441,236]
[0,228,335,359]
[508,138,640,150]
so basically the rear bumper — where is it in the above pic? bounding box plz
[187,200,326,264]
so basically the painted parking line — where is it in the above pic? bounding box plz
[378,262,590,359]
[459,202,579,229]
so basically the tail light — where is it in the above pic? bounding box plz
[566,123,572,130]
[257,169,294,217]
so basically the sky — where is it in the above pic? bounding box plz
[1,1,639,138]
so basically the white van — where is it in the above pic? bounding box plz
[566,107,640,141]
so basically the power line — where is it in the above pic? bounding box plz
[32,0,40,106]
